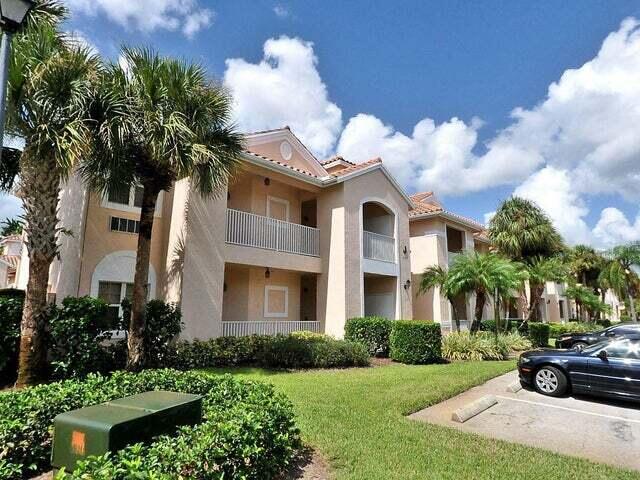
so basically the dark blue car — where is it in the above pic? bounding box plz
[518,338,640,402]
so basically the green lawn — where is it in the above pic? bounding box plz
[202,362,640,480]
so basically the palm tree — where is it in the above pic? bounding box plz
[564,244,603,287]
[525,256,567,322]
[601,244,640,322]
[7,4,99,386]
[419,265,462,332]
[82,48,244,370]
[565,284,611,321]
[0,217,22,236]
[488,197,564,262]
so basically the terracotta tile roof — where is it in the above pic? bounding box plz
[331,157,382,177]
[409,192,443,216]
[244,126,291,136]
[321,155,355,166]
[242,150,320,178]
[0,255,19,269]
[409,191,485,230]
[473,230,491,242]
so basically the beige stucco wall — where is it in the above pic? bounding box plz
[76,192,169,298]
[247,138,327,178]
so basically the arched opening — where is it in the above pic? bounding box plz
[91,251,156,328]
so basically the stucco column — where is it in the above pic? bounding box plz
[180,185,227,340]
[164,179,191,304]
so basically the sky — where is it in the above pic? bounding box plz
[2,0,640,249]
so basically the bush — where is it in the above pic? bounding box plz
[547,322,594,338]
[0,296,22,385]
[143,300,183,367]
[0,369,300,479]
[257,334,369,369]
[169,333,369,370]
[443,332,533,362]
[389,321,441,364]
[528,323,551,347]
[344,316,392,357]
[48,297,113,379]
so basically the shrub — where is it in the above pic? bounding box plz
[344,316,392,357]
[547,322,594,338]
[257,334,369,369]
[443,332,507,361]
[169,333,369,370]
[389,321,441,364]
[528,322,551,347]
[0,296,22,385]
[0,369,300,479]
[48,297,113,379]
[143,300,183,367]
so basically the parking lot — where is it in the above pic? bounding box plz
[410,370,640,472]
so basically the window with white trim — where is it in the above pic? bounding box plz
[103,187,163,216]
[264,285,289,318]
[97,281,148,329]
[110,216,140,234]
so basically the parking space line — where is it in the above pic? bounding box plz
[495,395,640,424]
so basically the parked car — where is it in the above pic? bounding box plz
[518,338,640,401]
[554,323,640,350]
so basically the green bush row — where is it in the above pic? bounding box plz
[344,316,392,356]
[389,321,442,364]
[0,369,300,480]
[442,332,532,361]
[0,297,22,382]
[169,331,369,370]
[547,322,597,338]
[528,323,551,347]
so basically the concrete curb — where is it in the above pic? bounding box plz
[507,381,523,393]
[451,395,498,423]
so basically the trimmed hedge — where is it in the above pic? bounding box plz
[344,316,392,357]
[528,323,551,347]
[0,369,300,479]
[547,322,595,338]
[0,296,22,385]
[169,332,369,370]
[390,321,441,364]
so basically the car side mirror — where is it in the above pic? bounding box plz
[605,331,616,337]
[598,350,608,361]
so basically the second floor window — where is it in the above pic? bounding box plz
[110,216,140,234]
[108,186,144,208]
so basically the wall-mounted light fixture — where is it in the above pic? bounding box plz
[403,245,408,256]
[404,279,411,290]
[264,177,270,186]
[265,268,271,279]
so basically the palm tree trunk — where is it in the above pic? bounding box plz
[126,183,159,371]
[626,283,638,323]
[471,291,486,333]
[15,156,60,387]
[527,284,545,322]
[450,299,460,333]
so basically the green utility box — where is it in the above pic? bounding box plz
[51,390,202,472]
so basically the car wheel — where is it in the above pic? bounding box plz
[534,366,568,397]
[572,341,588,352]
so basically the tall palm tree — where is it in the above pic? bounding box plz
[0,217,22,236]
[601,244,640,322]
[82,48,244,370]
[564,244,603,286]
[565,284,611,321]
[7,5,99,386]
[419,265,462,332]
[447,252,525,333]
[488,197,564,262]
[525,256,567,322]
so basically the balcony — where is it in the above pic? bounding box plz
[225,208,320,257]
[363,230,395,263]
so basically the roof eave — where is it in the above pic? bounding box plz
[409,210,484,231]
[331,163,415,207]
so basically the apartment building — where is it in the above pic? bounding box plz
[0,234,23,289]
[20,127,413,339]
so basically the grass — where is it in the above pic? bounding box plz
[202,362,640,480]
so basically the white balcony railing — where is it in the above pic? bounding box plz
[226,208,320,257]
[363,230,395,263]
[222,321,321,337]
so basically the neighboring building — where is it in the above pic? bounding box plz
[0,234,24,289]
[408,192,491,331]
[33,127,414,339]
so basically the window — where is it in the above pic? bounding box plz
[559,300,565,319]
[264,285,289,318]
[108,188,131,206]
[104,186,162,215]
[110,216,140,234]
[97,281,147,330]
[602,340,640,359]
[133,186,144,208]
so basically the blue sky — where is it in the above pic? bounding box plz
[3,0,640,248]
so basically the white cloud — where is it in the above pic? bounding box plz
[66,0,214,37]
[0,194,22,221]
[66,30,99,55]
[593,208,640,248]
[513,167,593,245]
[273,5,290,18]
[223,36,342,157]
